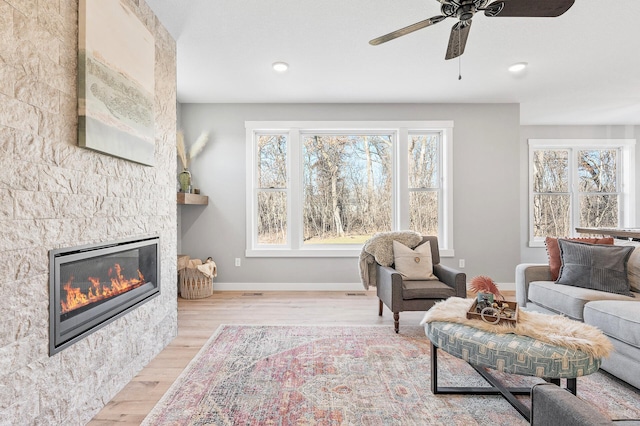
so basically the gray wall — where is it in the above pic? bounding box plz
[519,125,640,264]
[178,103,521,289]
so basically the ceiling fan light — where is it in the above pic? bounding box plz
[508,62,528,73]
[272,62,289,72]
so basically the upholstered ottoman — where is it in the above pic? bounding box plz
[425,321,602,421]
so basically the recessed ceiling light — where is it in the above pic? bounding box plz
[272,62,289,72]
[508,62,528,73]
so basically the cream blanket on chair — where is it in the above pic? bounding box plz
[359,231,422,290]
[420,297,613,359]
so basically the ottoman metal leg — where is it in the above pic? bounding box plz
[546,377,577,395]
[431,342,532,421]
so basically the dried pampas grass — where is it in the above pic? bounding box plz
[188,132,209,162]
[177,131,188,169]
[469,275,503,299]
[177,131,210,168]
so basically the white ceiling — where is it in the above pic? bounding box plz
[145,0,640,125]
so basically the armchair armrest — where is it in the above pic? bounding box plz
[515,263,552,306]
[376,265,404,312]
[433,264,467,298]
[531,383,615,426]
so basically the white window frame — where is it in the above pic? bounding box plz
[528,139,636,247]
[246,121,454,257]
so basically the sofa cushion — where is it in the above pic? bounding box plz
[545,236,614,280]
[557,239,635,297]
[613,240,640,293]
[402,281,455,300]
[393,240,437,281]
[584,301,640,349]
[528,281,636,321]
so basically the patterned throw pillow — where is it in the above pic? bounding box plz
[556,239,635,297]
[392,240,437,281]
[545,237,614,280]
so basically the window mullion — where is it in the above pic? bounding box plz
[397,128,408,230]
[246,128,257,251]
[289,128,301,249]
[617,147,624,227]
[441,127,453,251]
[569,148,579,236]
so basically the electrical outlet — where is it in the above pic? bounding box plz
[235,258,241,267]
[459,259,465,268]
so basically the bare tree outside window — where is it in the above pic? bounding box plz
[257,135,287,244]
[578,149,619,229]
[302,134,392,244]
[247,121,456,255]
[532,149,570,237]
[409,134,440,236]
[532,147,620,239]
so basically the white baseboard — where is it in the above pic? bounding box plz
[496,282,516,292]
[212,282,369,292]
[211,282,517,292]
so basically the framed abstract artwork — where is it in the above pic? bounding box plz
[78,0,155,166]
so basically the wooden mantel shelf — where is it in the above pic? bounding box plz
[177,193,208,205]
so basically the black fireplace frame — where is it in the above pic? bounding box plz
[49,235,161,355]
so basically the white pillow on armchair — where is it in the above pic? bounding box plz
[392,240,437,280]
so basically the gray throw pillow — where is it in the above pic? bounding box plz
[556,239,635,297]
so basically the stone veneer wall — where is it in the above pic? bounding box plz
[0,0,177,424]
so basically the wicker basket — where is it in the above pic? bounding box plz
[179,266,214,299]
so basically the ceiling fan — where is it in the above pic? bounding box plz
[369,0,575,60]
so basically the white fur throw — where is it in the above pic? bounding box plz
[359,231,423,289]
[420,297,613,358]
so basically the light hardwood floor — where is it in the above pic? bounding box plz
[90,290,504,425]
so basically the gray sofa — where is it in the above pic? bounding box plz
[516,240,640,389]
[531,383,640,425]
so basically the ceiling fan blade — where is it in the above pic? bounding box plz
[484,0,575,17]
[445,20,471,60]
[369,15,446,46]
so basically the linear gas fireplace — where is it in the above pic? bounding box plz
[49,236,160,355]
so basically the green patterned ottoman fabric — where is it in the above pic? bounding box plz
[426,321,601,378]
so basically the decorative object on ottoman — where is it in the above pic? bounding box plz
[467,276,517,324]
[467,299,519,325]
[469,275,503,300]
[179,256,217,299]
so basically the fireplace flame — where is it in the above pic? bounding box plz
[60,264,146,314]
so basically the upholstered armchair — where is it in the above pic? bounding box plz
[377,236,466,333]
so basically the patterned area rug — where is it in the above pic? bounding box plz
[143,325,640,425]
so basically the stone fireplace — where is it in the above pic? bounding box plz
[0,0,177,423]
[49,236,160,355]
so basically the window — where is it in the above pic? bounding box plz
[409,133,441,236]
[246,121,454,257]
[528,139,636,247]
[256,134,287,245]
